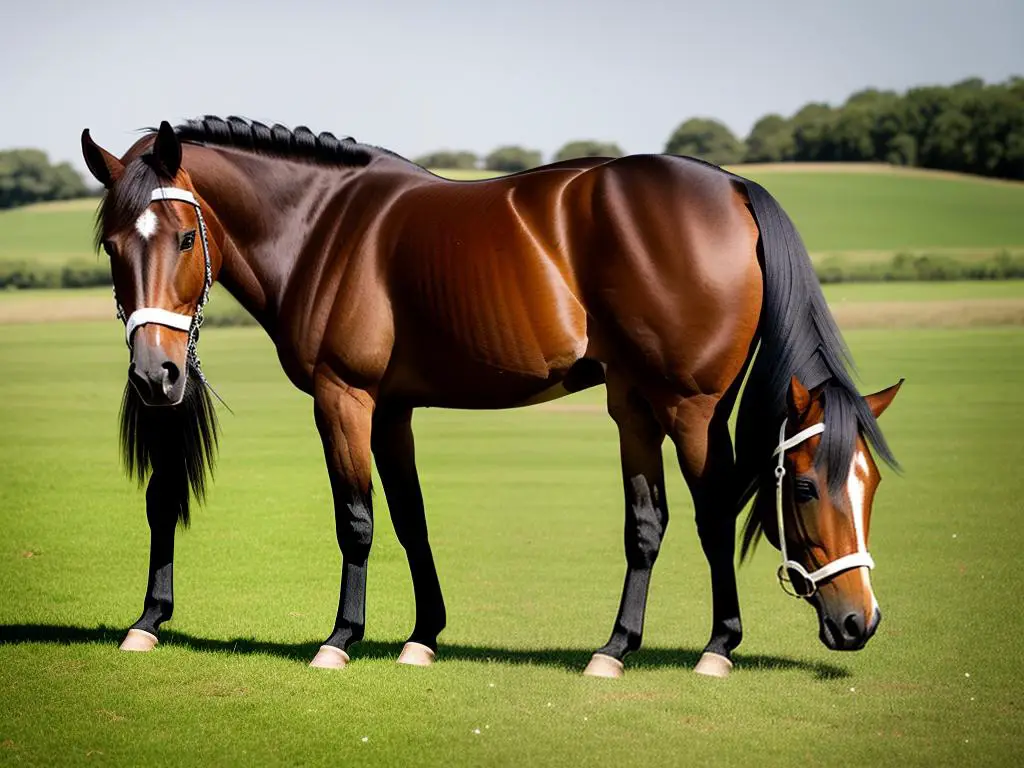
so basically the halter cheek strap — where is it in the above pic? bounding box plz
[772,419,875,598]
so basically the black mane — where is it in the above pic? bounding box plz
[171,116,376,167]
[732,178,898,559]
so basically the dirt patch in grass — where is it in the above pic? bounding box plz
[832,298,1024,328]
[4,293,1024,332]
[0,293,112,324]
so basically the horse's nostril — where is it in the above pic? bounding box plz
[843,613,864,640]
[162,361,180,384]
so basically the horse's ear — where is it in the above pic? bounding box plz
[81,129,124,188]
[152,120,181,178]
[787,375,812,417]
[865,379,904,419]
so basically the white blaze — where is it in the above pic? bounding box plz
[847,449,878,615]
[135,209,158,240]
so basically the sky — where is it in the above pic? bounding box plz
[2,0,1022,175]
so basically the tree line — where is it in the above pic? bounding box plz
[0,149,91,209]
[421,76,1023,179]
[670,76,1024,178]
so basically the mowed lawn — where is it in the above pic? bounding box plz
[2,165,1023,266]
[1,321,1023,766]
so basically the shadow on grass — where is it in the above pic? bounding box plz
[0,623,849,680]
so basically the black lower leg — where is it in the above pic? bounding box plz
[597,473,668,661]
[597,380,669,662]
[696,509,743,658]
[324,486,373,652]
[689,418,743,660]
[373,409,446,651]
[131,472,178,636]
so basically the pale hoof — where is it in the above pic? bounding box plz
[309,645,350,670]
[694,652,733,678]
[582,653,624,679]
[119,628,158,652]
[397,642,435,667]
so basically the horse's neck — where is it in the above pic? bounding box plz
[186,147,370,334]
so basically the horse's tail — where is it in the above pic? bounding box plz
[731,178,893,559]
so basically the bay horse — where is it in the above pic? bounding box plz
[81,117,901,678]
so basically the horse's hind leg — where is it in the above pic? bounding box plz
[372,407,446,666]
[584,369,668,678]
[661,391,744,677]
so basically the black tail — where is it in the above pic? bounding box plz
[120,362,218,526]
[733,180,896,559]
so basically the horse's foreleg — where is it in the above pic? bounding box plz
[372,407,446,666]
[120,471,178,651]
[309,373,375,670]
[585,372,668,678]
[669,396,743,678]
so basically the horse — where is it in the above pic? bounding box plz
[81,116,901,678]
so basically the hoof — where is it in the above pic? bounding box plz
[694,652,733,678]
[119,628,158,652]
[309,645,350,670]
[397,642,435,667]
[583,653,624,679]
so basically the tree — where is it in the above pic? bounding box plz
[413,150,478,170]
[553,140,623,162]
[831,108,876,161]
[0,149,89,209]
[484,146,543,173]
[664,118,744,165]
[791,103,837,161]
[743,114,794,162]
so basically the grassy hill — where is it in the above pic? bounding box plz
[2,164,1022,268]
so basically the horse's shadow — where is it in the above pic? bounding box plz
[0,623,849,680]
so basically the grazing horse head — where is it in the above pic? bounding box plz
[765,375,903,651]
[82,121,221,407]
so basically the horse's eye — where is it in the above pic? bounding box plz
[102,240,116,257]
[794,477,819,503]
[178,230,196,252]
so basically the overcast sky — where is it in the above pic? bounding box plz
[2,0,1021,174]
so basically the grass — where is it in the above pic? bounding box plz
[737,170,1024,252]
[1,321,1023,765]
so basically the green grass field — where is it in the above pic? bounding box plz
[1,320,1023,766]
[2,162,1023,765]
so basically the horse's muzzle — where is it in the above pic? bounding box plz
[129,342,186,406]
[819,606,881,651]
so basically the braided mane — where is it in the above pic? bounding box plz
[170,115,376,167]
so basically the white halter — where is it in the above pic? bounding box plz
[118,187,212,348]
[771,419,875,597]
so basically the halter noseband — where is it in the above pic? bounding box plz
[113,186,215,394]
[771,419,875,598]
